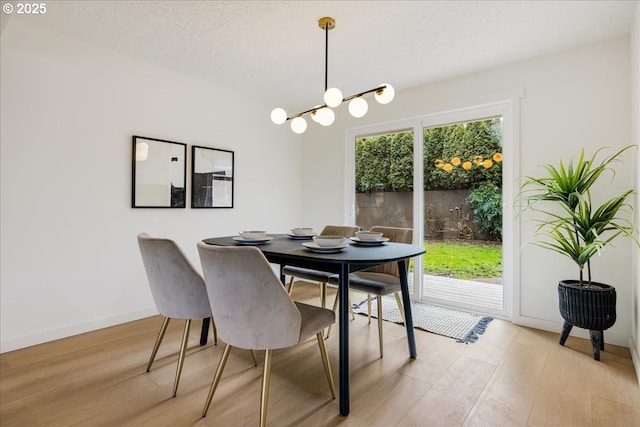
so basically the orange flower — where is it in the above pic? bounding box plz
[443,163,453,172]
[462,161,472,170]
[493,152,503,162]
[434,159,444,168]
[451,157,461,166]
[473,155,483,165]
[483,159,493,169]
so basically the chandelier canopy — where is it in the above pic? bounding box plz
[271,17,395,134]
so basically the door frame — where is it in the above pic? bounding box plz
[344,94,521,320]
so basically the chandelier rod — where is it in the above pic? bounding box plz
[343,85,388,102]
[285,84,388,120]
[325,20,329,92]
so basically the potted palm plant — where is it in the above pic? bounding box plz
[518,145,638,360]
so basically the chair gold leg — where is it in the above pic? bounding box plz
[316,332,336,399]
[172,319,191,397]
[394,292,406,324]
[286,276,295,295]
[326,293,356,339]
[331,291,339,313]
[250,349,258,366]
[211,317,218,345]
[320,281,327,308]
[202,344,232,417]
[326,294,338,339]
[260,350,272,427]
[146,316,170,372]
[377,296,384,358]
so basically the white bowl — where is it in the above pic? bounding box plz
[240,230,267,240]
[356,231,384,241]
[291,227,314,236]
[313,235,345,247]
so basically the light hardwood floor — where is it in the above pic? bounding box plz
[2,283,639,427]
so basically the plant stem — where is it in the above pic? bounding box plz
[579,266,584,286]
[574,214,583,286]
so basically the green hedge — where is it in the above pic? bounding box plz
[355,118,503,192]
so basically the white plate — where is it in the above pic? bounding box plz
[233,236,274,245]
[302,242,349,253]
[287,233,316,240]
[350,237,389,246]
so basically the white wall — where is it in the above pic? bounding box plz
[0,17,302,352]
[300,37,634,346]
[630,3,640,380]
[2,15,636,354]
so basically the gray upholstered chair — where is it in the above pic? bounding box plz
[197,243,336,427]
[283,225,359,338]
[328,226,412,358]
[137,233,257,397]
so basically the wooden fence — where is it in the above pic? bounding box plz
[356,190,489,240]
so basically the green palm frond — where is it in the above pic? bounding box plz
[517,146,632,210]
[517,145,638,286]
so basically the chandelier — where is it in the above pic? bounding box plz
[271,17,395,134]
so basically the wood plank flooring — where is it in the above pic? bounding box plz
[1,283,639,426]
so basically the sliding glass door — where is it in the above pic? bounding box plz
[345,99,517,318]
[421,117,504,314]
[353,129,416,293]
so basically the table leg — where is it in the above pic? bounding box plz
[339,263,350,416]
[200,317,210,346]
[398,261,417,358]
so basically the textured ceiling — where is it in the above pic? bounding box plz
[11,1,638,113]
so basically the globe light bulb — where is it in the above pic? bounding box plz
[374,83,395,104]
[314,107,327,124]
[317,107,335,126]
[271,107,287,125]
[290,116,307,134]
[310,106,323,123]
[348,97,368,118]
[324,87,343,108]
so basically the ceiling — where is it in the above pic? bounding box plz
[9,1,637,113]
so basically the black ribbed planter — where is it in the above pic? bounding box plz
[558,280,616,361]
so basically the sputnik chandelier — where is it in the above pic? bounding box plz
[271,17,395,134]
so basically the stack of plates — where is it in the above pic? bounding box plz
[289,227,316,240]
[287,233,316,240]
[302,242,349,253]
[350,237,389,246]
[233,236,273,245]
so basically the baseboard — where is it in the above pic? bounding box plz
[512,315,630,348]
[630,336,640,386]
[0,306,158,354]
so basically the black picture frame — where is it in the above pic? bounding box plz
[131,135,187,208]
[191,145,234,208]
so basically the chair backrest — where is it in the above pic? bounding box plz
[137,233,211,320]
[320,225,359,237]
[367,226,413,277]
[197,243,302,350]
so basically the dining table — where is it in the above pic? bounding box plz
[201,233,426,416]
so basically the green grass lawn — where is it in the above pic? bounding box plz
[421,240,502,280]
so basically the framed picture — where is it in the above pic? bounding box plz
[131,135,186,208]
[191,145,234,208]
